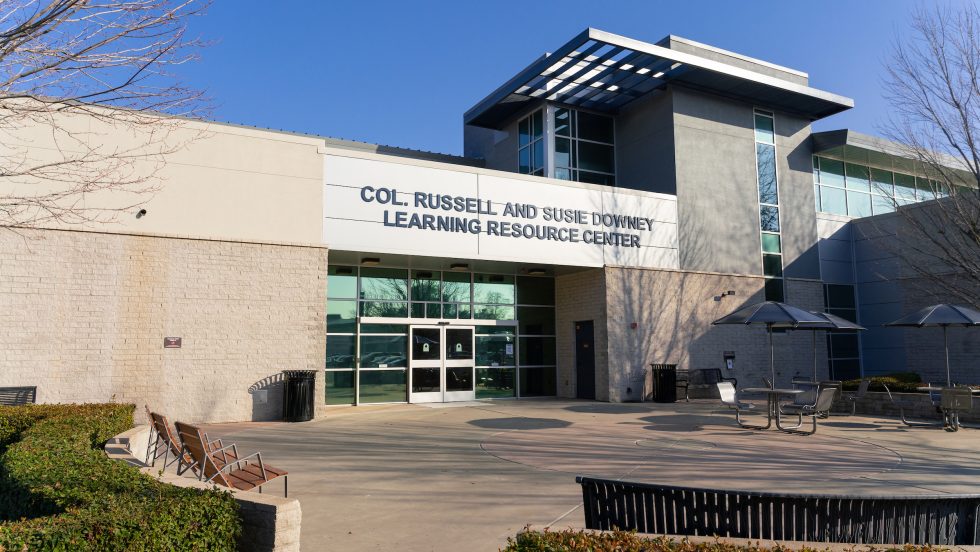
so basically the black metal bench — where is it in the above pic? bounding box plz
[577,476,980,545]
[676,369,737,401]
[0,386,37,406]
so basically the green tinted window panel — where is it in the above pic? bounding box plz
[577,171,615,186]
[359,335,407,368]
[325,336,355,369]
[476,335,516,366]
[576,111,614,143]
[475,326,516,336]
[519,367,557,397]
[360,301,408,318]
[844,163,870,191]
[359,370,407,403]
[360,324,408,334]
[761,233,781,254]
[476,368,516,399]
[517,306,556,335]
[473,274,515,304]
[326,300,357,333]
[762,254,783,277]
[325,370,355,405]
[870,168,894,196]
[577,141,615,174]
[327,266,358,299]
[359,268,408,301]
[894,173,916,201]
[411,271,441,301]
[871,195,896,215]
[756,143,778,204]
[519,337,556,366]
[846,191,872,218]
[818,158,845,187]
[754,113,775,143]
[474,305,515,320]
[818,185,847,215]
[442,272,471,303]
[516,276,555,305]
[531,110,543,140]
[442,303,471,319]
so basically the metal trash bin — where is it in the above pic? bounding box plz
[282,370,316,422]
[650,363,677,403]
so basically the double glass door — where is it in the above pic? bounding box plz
[410,326,475,403]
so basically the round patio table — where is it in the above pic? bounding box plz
[740,388,803,431]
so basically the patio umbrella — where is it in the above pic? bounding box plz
[801,311,866,382]
[885,304,980,386]
[712,301,827,388]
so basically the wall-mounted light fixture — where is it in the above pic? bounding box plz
[450,263,469,271]
[526,268,547,276]
[135,208,147,219]
[360,257,381,266]
[713,290,736,302]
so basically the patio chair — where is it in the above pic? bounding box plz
[776,387,837,435]
[842,379,870,416]
[174,421,288,497]
[716,382,755,425]
[146,408,234,474]
[940,388,973,431]
[882,384,943,427]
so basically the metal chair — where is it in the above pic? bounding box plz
[776,387,837,435]
[842,379,870,415]
[940,388,973,431]
[882,384,943,427]
[716,382,755,426]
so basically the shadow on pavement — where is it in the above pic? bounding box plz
[565,404,651,414]
[467,417,572,431]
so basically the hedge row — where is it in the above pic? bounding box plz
[504,528,938,551]
[0,404,241,551]
[841,372,978,393]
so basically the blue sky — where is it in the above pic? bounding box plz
[180,0,977,156]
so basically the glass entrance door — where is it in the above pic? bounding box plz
[409,325,475,403]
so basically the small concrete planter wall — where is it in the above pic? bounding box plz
[834,391,980,424]
[105,426,301,552]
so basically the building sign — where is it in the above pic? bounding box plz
[323,153,679,269]
[164,337,182,349]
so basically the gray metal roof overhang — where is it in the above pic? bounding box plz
[811,129,970,174]
[464,28,854,129]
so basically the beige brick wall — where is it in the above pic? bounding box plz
[0,228,328,423]
[555,269,608,400]
[604,267,828,401]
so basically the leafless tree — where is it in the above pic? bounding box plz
[880,4,980,307]
[0,0,209,228]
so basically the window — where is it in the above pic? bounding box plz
[814,157,956,217]
[823,284,861,380]
[518,110,544,176]
[552,107,615,186]
[754,109,783,301]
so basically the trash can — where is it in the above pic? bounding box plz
[282,370,316,422]
[650,363,677,403]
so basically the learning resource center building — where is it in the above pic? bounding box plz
[2,29,975,423]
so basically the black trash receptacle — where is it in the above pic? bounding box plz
[282,370,316,422]
[650,363,677,403]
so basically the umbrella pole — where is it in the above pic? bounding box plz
[944,325,951,387]
[769,324,775,389]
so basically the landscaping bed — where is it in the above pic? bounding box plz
[0,403,240,550]
[504,529,944,551]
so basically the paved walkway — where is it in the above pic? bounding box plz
[207,399,980,551]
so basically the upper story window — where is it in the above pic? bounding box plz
[754,109,783,302]
[813,156,950,218]
[518,110,544,176]
[553,107,615,186]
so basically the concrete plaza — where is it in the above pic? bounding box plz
[207,399,980,551]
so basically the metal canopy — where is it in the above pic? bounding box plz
[465,28,854,129]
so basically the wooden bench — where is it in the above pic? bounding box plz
[0,386,36,406]
[577,475,980,545]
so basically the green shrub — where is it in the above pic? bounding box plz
[842,372,924,393]
[504,528,939,552]
[0,403,241,550]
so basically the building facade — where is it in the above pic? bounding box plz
[1,29,974,422]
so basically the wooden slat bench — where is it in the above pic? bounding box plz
[577,475,980,545]
[0,386,36,406]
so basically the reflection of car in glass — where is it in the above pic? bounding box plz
[326,355,354,368]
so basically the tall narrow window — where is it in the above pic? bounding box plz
[824,284,861,380]
[518,110,544,176]
[755,110,783,302]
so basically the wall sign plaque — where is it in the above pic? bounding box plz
[164,337,182,349]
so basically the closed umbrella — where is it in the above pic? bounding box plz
[802,311,866,382]
[712,301,827,388]
[885,304,980,386]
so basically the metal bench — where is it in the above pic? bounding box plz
[0,386,36,406]
[676,369,737,401]
[577,476,980,545]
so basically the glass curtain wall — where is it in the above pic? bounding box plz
[754,109,784,302]
[553,107,616,186]
[813,156,951,218]
[518,110,545,176]
[325,266,556,404]
[823,284,862,380]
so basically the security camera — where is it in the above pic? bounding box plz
[135,209,147,219]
